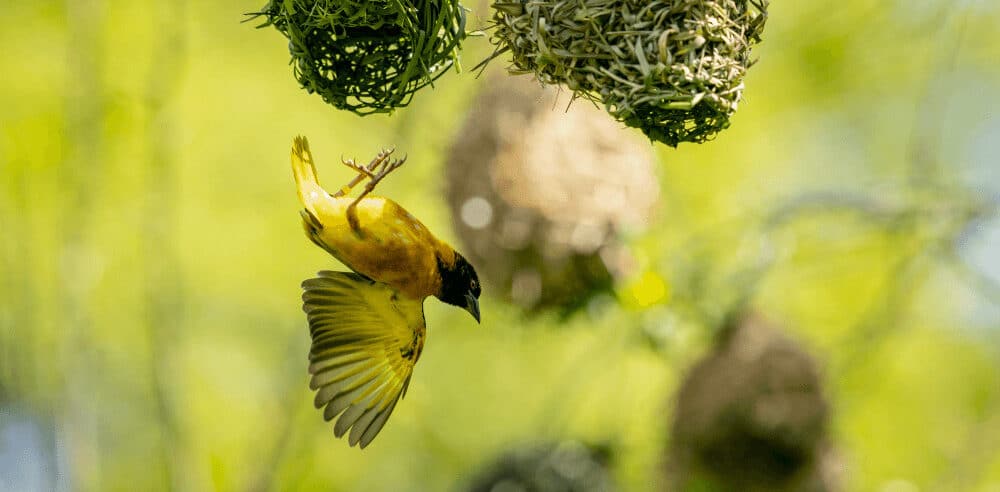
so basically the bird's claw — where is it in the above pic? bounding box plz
[333,148,400,198]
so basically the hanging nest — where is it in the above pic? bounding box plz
[445,74,658,313]
[488,0,768,146]
[464,440,615,492]
[252,0,467,115]
[667,311,841,492]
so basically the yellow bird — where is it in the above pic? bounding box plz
[290,136,481,449]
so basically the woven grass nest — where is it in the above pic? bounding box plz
[253,0,467,114]
[668,312,839,491]
[445,74,658,313]
[489,0,768,146]
[465,441,614,492]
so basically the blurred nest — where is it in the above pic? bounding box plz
[445,75,658,313]
[253,0,467,114]
[488,0,768,146]
[465,440,615,492]
[668,312,840,492]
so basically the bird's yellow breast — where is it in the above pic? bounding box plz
[305,194,454,300]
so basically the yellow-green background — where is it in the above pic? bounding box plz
[2,1,1000,490]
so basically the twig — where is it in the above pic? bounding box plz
[59,0,106,488]
[143,0,188,489]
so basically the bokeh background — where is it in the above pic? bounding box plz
[2,0,1000,491]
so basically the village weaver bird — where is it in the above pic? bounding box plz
[291,136,481,449]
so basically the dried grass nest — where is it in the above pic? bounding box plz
[669,312,839,491]
[445,74,658,312]
[488,0,768,146]
[466,441,614,492]
[252,0,467,115]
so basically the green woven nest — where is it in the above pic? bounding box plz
[489,0,767,146]
[254,0,467,115]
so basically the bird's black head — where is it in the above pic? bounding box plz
[436,252,481,323]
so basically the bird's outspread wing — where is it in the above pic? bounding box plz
[302,271,426,448]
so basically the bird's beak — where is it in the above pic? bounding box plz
[464,293,480,324]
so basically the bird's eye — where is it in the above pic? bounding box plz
[470,279,478,291]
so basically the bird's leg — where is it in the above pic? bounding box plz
[346,154,407,235]
[351,155,406,205]
[333,148,396,198]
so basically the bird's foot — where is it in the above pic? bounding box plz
[350,153,406,206]
[333,148,397,198]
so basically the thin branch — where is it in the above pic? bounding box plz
[904,9,969,188]
[243,334,312,492]
[143,0,187,489]
[59,0,106,489]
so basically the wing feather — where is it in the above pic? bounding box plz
[302,271,425,448]
[310,358,383,391]
[308,349,370,369]
[358,394,400,448]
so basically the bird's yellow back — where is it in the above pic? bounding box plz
[305,194,453,299]
[291,136,456,300]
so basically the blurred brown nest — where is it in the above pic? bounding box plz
[445,75,658,313]
[465,440,615,492]
[488,0,768,146]
[668,312,841,491]
[252,0,467,115]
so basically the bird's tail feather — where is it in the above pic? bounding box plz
[291,136,325,216]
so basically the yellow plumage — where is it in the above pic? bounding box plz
[292,136,453,299]
[302,271,423,448]
[290,136,480,449]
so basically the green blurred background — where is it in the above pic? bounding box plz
[2,1,1000,490]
